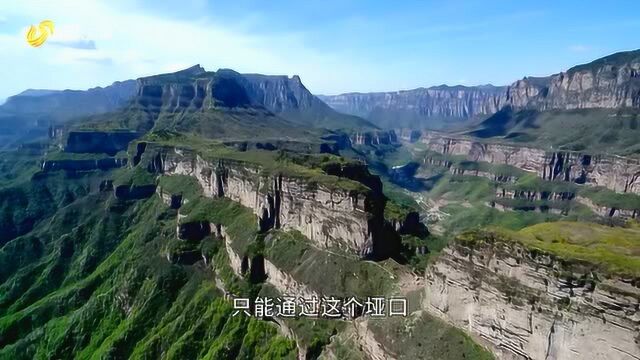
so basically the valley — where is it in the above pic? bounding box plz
[0,48,639,360]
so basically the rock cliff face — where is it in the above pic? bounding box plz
[141,144,391,258]
[41,157,127,172]
[134,65,375,130]
[321,85,507,118]
[350,130,398,146]
[424,238,640,360]
[320,50,640,129]
[507,51,640,110]
[135,66,318,113]
[417,131,640,194]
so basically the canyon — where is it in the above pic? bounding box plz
[320,50,640,129]
[414,131,640,195]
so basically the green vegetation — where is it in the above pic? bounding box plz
[368,312,494,360]
[260,284,346,355]
[0,168,296,359]
[0,151,41,189]
[472,107,640,155]
[507,174,577,193]
[181,197,259,254]
[459,222,640,277]
[384,197,415,221]
[428,175,495,203]
[264,230,397,297]
[113,166,156,187]
[579,186,640,210]
[140,132,371,193]
[158,174,203,199]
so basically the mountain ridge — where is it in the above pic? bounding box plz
[319,49,640,129]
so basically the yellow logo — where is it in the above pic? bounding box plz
[26,20,55,48]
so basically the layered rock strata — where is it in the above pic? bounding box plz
[424,237,640,360]
[141,143,390,258]
[417,131,640,194]
[320,50,640,127]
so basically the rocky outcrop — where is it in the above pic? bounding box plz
[218,225,319,299]
[142,144,395,258]
[135,66,368,126]
[418,131,640,194]
[319,85,508,128]
[41,157,127,172]
[350,131,398,146]
[64,131,141,155]
[156,186,183,209]
[424,237,640,360]
[576,196,639,220]
[507,51,640,110]
[495,187,575,202]
[450,166,518,183]
[320,50,640,129]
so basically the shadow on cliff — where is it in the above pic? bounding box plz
[468,106,540,139]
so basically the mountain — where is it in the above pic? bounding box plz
[318,85,508,129]
[320,49,640,130]
[1,80,137,119]
[0,65,375,150]
[0,80,137,149]
[130,65,375,131]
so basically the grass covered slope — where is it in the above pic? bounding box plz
[468,107,640,155]
[0,165,297,359]
[459,222,640,277]
[141,131,372,193]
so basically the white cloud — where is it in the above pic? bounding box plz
[0,0,402,98]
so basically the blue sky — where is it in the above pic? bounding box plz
[0,0,639,101]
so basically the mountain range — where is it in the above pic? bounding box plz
[319,49,640,130]
[1,48,639,360]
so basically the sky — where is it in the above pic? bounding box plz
[0,0,639,101]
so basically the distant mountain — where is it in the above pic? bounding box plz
[318,85,507,129]
[320,49,640,130]
[131,65,375,131]
[0,80,137,149]
[1,80,137,119]
[0,66,377,149]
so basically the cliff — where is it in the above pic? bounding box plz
[319,85,508,129]
[134,66,375,130]
[137,141,397,258]
[320,50,640,129]
[41,156,127,172]
[424,228,640,360]
[417,131,640,195]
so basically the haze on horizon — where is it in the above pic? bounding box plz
[0,0,639,101]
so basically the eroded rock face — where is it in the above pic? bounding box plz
[320,50,640,128]
[319,86,508,125]
[418,131,640,194]
[135,66,324,114]
[148,145,388,258]
[509,57,640,110]
[41,157,127,172]
[575,196,639,220]
[219,225,319,300]
[350,131,398,146]
[424,240,640,360]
